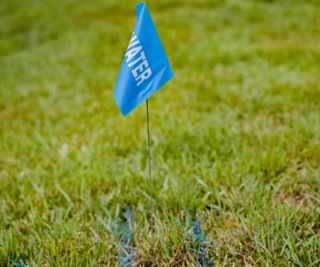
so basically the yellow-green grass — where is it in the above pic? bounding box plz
[0,0,319,265]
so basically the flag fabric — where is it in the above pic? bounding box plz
[114,2,174,116]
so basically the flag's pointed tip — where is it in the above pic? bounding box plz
[120,109,129,117]
[136,2,147,13]
[136,2,146,7]
[136,2,145,9]
[113,95,129,117]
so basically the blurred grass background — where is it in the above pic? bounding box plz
[0,0,319,265]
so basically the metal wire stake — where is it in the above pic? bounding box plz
[146,99,155,264]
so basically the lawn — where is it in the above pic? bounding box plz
[0,0,319,266]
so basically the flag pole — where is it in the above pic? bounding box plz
[146,99,155,261]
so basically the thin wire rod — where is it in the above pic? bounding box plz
[146,99,155,264]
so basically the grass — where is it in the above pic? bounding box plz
[0,0,319,265]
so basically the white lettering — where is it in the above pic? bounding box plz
[128,51,146,68]
[132,60,149,78]
[125,33,152,86]
[136,68,152,86]
[125,46,142,63]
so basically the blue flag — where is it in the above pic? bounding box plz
[114,2,174,116]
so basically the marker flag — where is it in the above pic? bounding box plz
[114,2,174,116]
